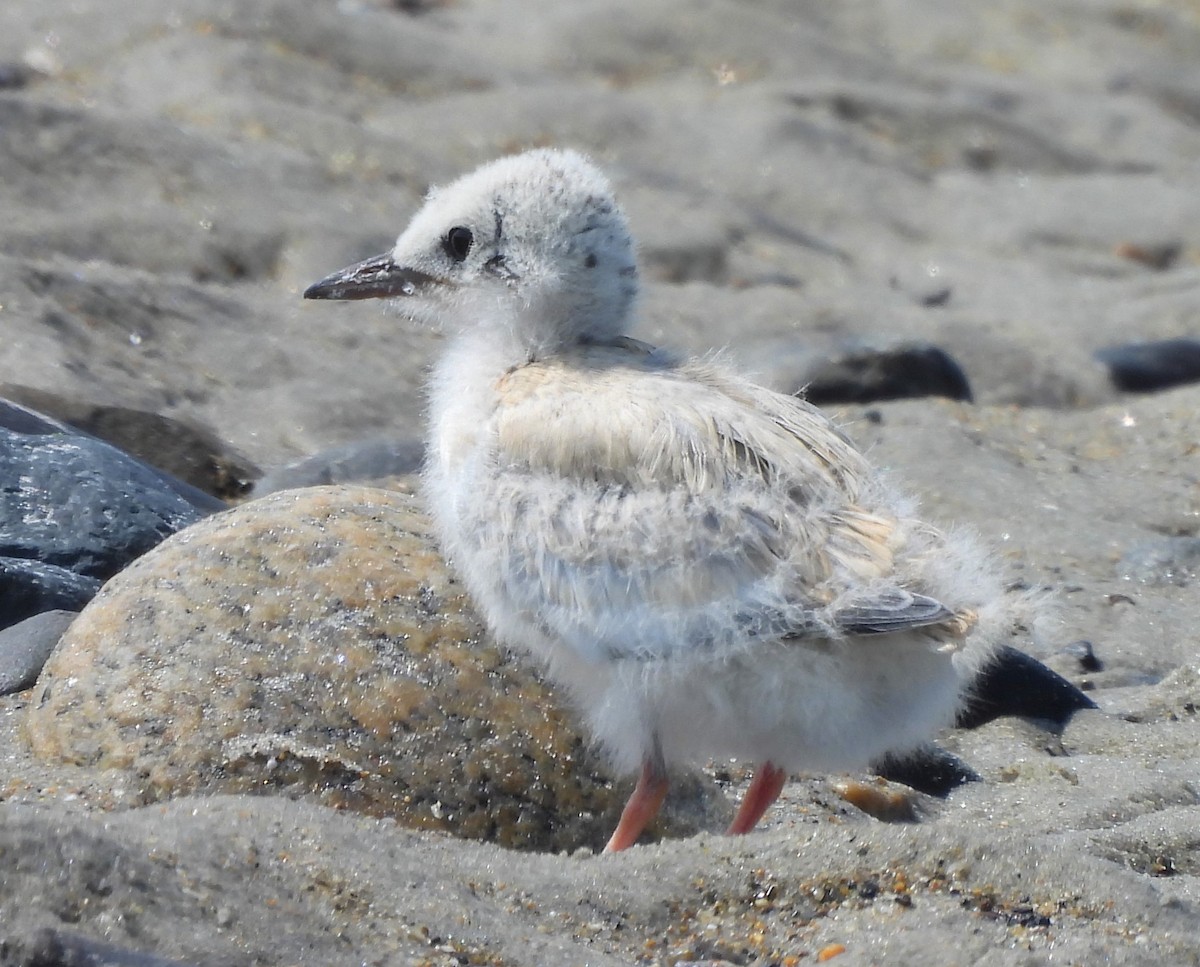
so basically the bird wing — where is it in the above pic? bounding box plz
[470,344,958,662]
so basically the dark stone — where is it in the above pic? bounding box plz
[60,405,257,502]
[0,424,214,581]
[0,400,63,436]
[0,64,30,90]
[800,342,973,405]
[1061,639,1103,673]
[0,399,225,513]
[0,387,258,500]
[252,438,424,496]
[1,400,221,630]
[0,559,99,629]
[956,645,1098,730]
[1095,338,1200,393]
[872,745,980,797]
[0,610,77,695]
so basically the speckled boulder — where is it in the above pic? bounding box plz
[25,485,725,852]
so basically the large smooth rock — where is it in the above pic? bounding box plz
[25,485,725,852]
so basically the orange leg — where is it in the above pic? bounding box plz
[604,755,669,853]
[726,761,787,836]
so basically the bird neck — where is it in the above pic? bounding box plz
[456,302,628,369]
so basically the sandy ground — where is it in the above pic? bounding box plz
[1,1,1199,964]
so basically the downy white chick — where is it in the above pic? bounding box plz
[305,149,1004,851]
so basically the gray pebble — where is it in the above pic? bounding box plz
[0,609,76,694]
[252,437,424,496]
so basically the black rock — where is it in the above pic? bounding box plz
[0,426,214,580]
[1095,338,1200,393]
[0,609,76,694]
[76,404,258,500]
[0,559,98,629]
[0,388,258,500]
[1,400,222,630]
[956,645,1098,730]
[0,399,225,513]
[872,745,980,797]
[0,400,63,435]
[801,342,973,405]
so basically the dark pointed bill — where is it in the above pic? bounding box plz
[303,253,439,301]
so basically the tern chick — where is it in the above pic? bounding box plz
[305,148,1005,851]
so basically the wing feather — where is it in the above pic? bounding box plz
[472,344,957,662]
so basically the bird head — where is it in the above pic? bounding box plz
[305,148,639,355]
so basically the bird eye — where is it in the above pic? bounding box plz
[443,226,474,262]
